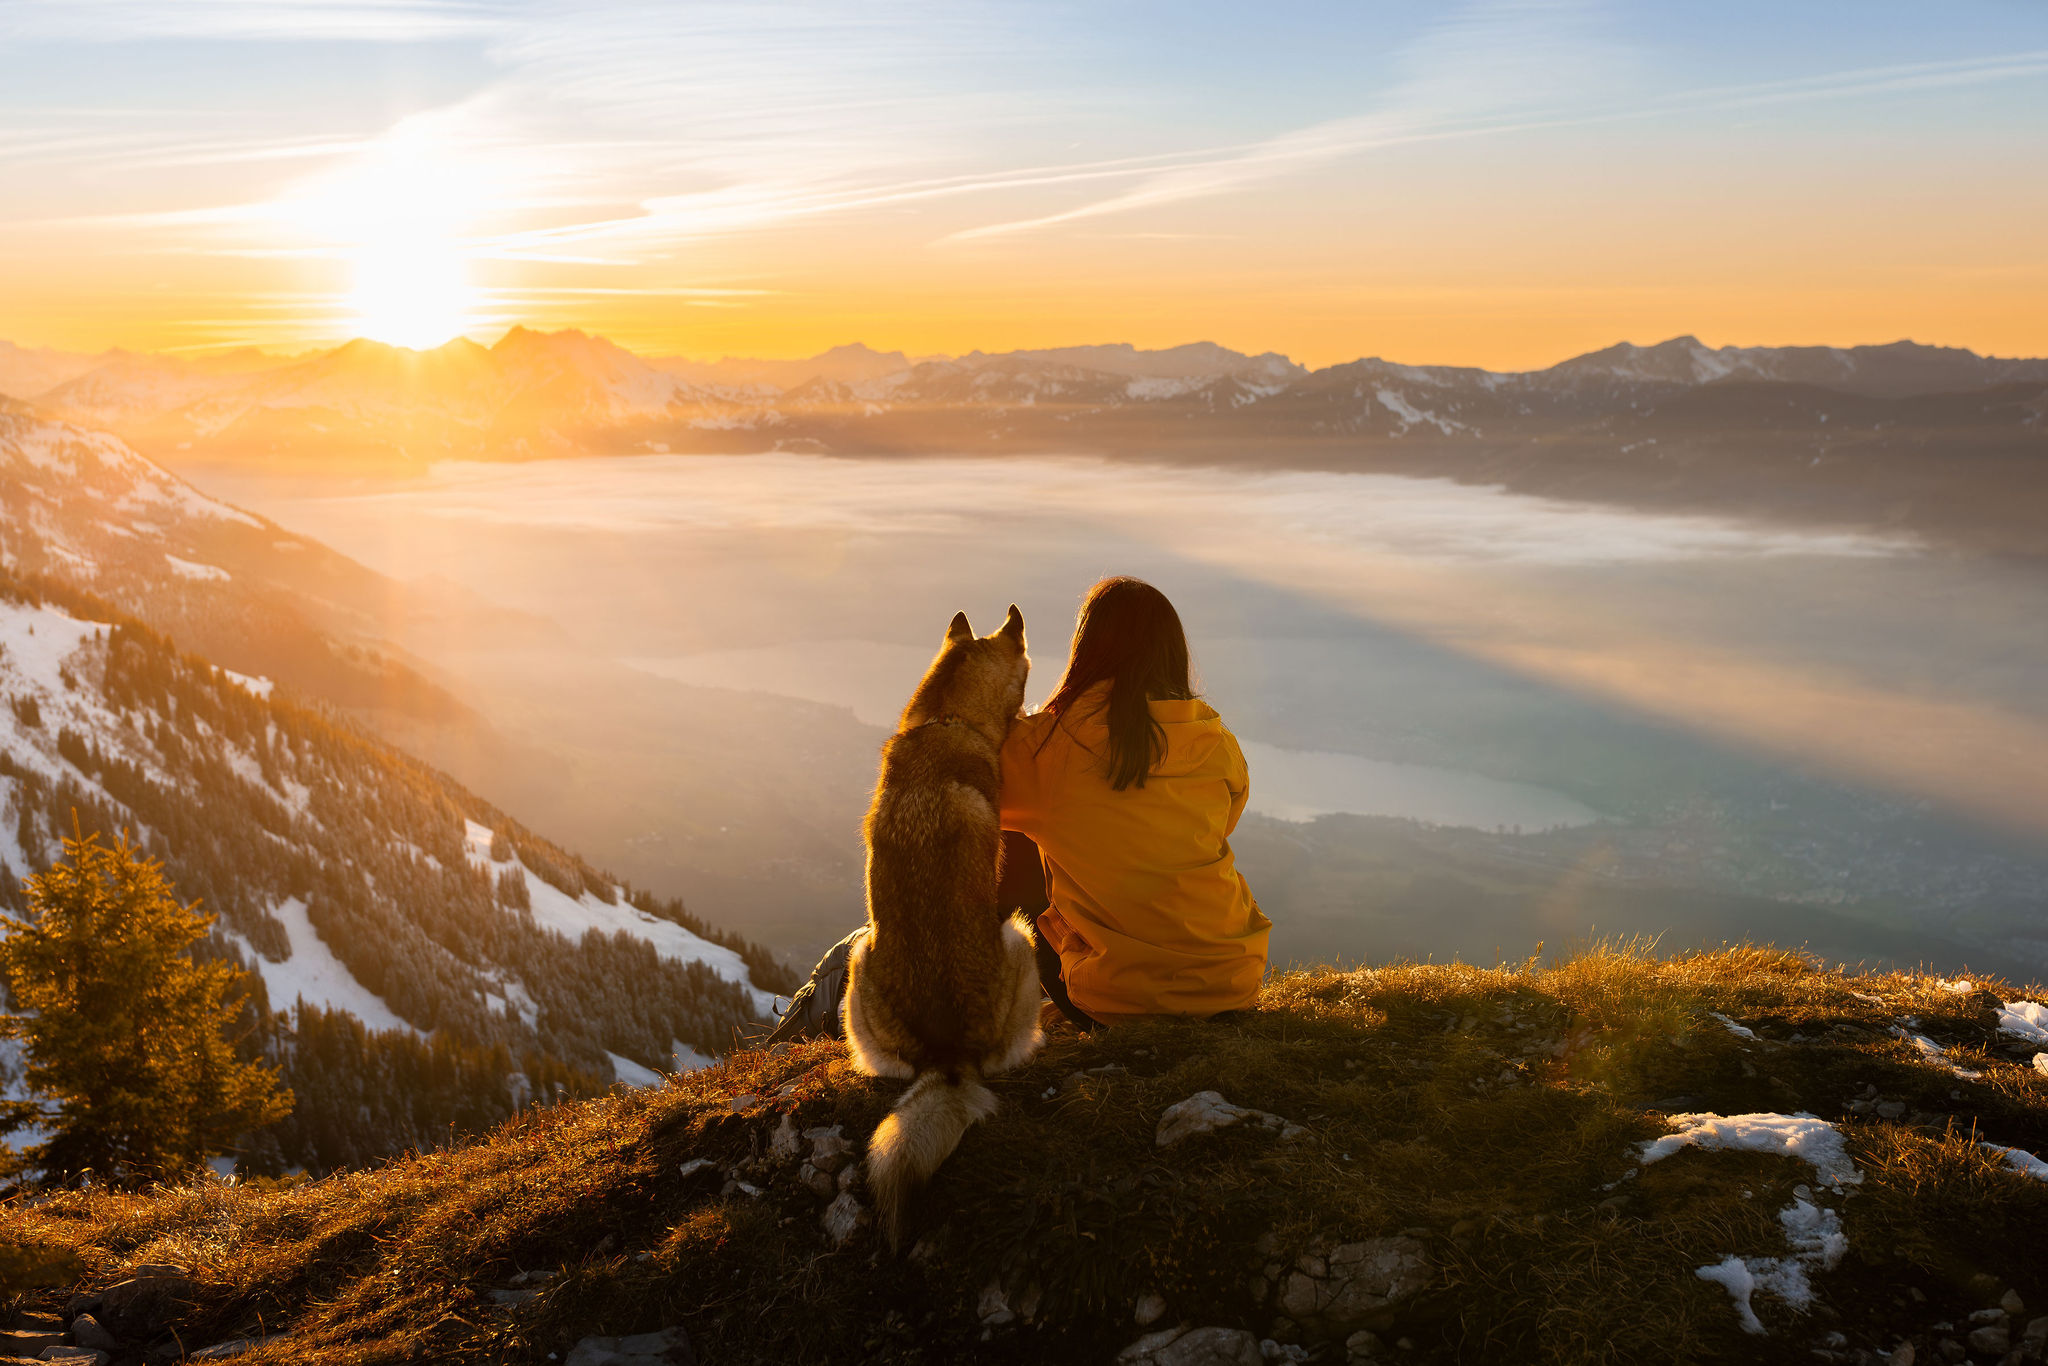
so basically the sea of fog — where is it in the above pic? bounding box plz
[208,451,2048,848]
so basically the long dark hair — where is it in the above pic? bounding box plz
[1038,577,1193,790]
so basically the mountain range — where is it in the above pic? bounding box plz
[6,328,2043,552]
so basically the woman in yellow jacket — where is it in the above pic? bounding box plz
[1001,576,1269,1025]
[764,576,1267,1042]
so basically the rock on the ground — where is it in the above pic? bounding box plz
[2022,1315,2048,1355]
[563,1326,695,1366]
[820,1191,869,1247]
[1135,1293,1169,1326]
[39,1347,110,1366]
[1966,1323,2009,1356]
[805,1125,853,1173]
[1345,1329,1386,1364]
[978,1280,1015,1327]
[68,1318,117,1353]
[84,1264,199,1338]
[1273,1237,1433,1338]
[767,1113,803,1162]
[1156,1092,1306,1148]
[0,1329,65,1356]
[1116,1325,1267,1366]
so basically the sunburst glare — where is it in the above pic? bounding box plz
[349,239,471,350]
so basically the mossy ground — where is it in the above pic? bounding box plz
[4,943,2046,1365]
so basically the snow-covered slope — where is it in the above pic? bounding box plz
[0,407,792,1128]
[0,579,777,1056]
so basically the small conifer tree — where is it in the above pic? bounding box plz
[0,822,292,1184]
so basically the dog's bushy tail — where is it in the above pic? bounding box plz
[867,1067,998,1250]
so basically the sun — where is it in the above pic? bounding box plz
[348,238,472,350]
[272,112,484,350]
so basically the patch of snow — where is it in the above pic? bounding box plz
[1997,1000,2048,1044]
[1981,1142,2048,1182]
[1891,1025,1981,1080]
[1375,388,1466,436]
[516,864,775,1016]
[164,554,231,582]
[0,597,99,689]
[220,669,273,699]
[609,1051,662,1087]
[2034,1053,2048,1077]
[671,1039,716,1072]
[1710,1012,1757,1040]
[1934,978,1975,994]
[484,977,540,1028]
[243,897,419,1035]
[463,819,509,869]
[1125,376,1204,401]
[1695,1257,1770,1335]
[1779,1196,1848,1271]
[1639,1112,1863,1187]
[1694,1198,1844,1335]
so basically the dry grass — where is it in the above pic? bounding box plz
[3,943,2045,1364]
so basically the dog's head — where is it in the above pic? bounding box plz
[901,605,1028,734]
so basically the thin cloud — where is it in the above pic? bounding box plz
[0,0,495,42]
[943,15,2048,243]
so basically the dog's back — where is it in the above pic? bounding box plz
[842,607,1044,1247]
[860,722,1013,1064]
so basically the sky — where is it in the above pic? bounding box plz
[2,0,2046,370]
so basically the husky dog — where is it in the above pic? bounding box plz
[844,605,1042,1248]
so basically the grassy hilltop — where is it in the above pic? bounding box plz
[4,944,2047,1366]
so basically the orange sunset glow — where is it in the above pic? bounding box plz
[5,3,2048,1348]
[4,5,2045,369]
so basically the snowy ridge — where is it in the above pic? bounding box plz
[461,820,776,1018]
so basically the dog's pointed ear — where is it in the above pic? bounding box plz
[947,611,973,642]
[1000,604,1024,643]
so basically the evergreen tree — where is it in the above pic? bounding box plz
[0,823,292,1184]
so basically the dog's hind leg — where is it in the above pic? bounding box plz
[842,933,915,1079]
[986,912,1045,1074]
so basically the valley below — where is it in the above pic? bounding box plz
[198,448,2048,982]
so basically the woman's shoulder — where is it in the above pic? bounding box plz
[1003,709,1062,754]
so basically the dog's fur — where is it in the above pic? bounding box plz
[843,605,1042,1248]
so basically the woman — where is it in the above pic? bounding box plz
[763,576,1267,1041]
[1000,576,1268,1025]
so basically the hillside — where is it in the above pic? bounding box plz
[0,397,886,965]
[4,946,2046,1365]
[0,567,794,1171]
[0,402,800,1173]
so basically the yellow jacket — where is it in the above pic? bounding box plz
[999,688,1270,1019]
